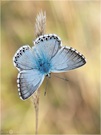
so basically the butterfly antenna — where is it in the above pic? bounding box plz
[53,74,68,82]
[44,78,49,96]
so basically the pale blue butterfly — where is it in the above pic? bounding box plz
[13,34,86,100]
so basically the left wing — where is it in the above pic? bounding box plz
[17,69,45,100]
[13,45,38,71]
[51,47,86,73]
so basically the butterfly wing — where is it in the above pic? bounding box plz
[13,45,45,100]
[17,69,45,100]
[32,34,61,60]
[13,45,38,71]
[51,46,86,73]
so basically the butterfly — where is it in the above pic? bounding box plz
[13,34,86,100]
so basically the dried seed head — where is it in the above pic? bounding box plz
[34,11,46,38]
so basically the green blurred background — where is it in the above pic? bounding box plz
[1,1,100,134]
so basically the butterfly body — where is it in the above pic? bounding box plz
[38,60,51,75]
[13,34,86,100]
[34,55,51,75]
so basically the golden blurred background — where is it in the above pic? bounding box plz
[1,1,100,134]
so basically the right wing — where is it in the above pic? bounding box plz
[51,46,86,73]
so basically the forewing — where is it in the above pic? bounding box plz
[32,34,61,60]
[13,45,37,71]
[17,69,44,100]
[51,47,86,72]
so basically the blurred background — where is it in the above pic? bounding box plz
[1,1,100,134]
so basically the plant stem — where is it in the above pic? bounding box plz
[32,10,46,134]
[35,90,40,135]
[35,107,38,135]
[32,89,40,135]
